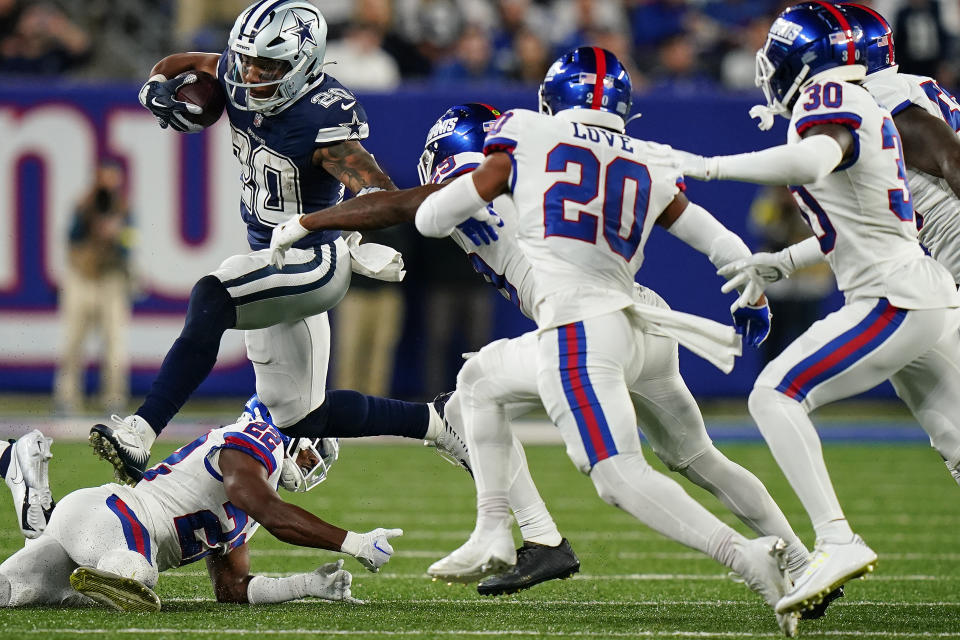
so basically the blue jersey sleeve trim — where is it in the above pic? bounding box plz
[889,99,914,116]
[794,111,863,136]
[484,137,518,155]
[220,432,279,474]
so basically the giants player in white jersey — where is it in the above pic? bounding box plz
[0,397,401,610]
[269,102,836,629]
[673,1,960,615]
[843,3,960,283]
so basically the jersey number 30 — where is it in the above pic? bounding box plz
[543,143,651,261]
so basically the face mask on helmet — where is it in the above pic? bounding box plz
[538,46,633,132]
[754,3,867,116]
[225,0,329,114]
[838,3,895,74]
[279,437,338,492]
[417,103,502,186]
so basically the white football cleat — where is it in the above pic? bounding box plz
[4,430,54,539]
[69,567,161,612]
[425,393,472,476]
[90,415,156,485]
[731,536,798,638]
[427,522,516,584]
[776,534,877,615]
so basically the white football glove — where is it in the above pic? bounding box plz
[269,215,309,269]
[749,104,777,131]
[347,527,403,573]
[717,248,798,311]
[671,149,720,181]
[305,559,363,603]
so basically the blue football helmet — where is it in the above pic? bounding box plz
[538,46,633,132]
[417,103,502,186]
[839,3,895,74]
[756,2,867,116]
[239,394,338,492]
[225,0,328,114]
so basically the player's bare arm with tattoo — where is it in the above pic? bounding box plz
[313,141,398,195]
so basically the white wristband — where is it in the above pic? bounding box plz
[784,236,826,270]
[414,174,487,238]
[340,531,361,557]
[247,573,308,604]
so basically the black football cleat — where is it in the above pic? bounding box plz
[800,585,844,620]
[477,538,580,596]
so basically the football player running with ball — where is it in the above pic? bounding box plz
[91,0,469,486]
[0,397,401,611]
[673,1,960,615]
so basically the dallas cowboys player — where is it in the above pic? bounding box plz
[0,396,401,611]
[673,1,960,615]
[91,0,466,485]
[273,54,808,635]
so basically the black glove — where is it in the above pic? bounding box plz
[138,73,204,133]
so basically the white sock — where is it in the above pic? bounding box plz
[682,448,809,558]
[424,403,443,441]
[476,491,511,532]
[590,453,735,561]
[748,387,848,539]
[247,574,309,604]
[508,437,562,546]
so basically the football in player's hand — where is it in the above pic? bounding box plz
[175,71,226,128]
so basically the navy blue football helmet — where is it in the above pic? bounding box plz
[539,46,632,131]
[239,394,338,492]
[417,103,502,186]
[756,2,867,115]
[839,3,895,74]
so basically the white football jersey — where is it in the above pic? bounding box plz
[863,68,960,283]
[483,108,684,329]
[118,420,284,571]
[431,150,537,317]
[786,79,957,309]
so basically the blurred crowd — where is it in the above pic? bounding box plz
[1,0,957,91]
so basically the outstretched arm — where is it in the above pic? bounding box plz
[220,449,402,573]
[414,152,511,237]
[206,541,357,605]
[677,124,851,185]
[894,104,960,200]
[298,184,444,232]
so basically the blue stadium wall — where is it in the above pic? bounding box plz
[0,82,868,399]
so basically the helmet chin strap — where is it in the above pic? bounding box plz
[625,112,643,126]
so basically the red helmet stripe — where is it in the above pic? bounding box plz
[816,1,856,65]
[591,47,606,110]
[854,3,895,66]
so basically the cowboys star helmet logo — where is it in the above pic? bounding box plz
[284,12,317,52]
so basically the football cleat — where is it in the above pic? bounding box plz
[800,585,844,620]
[69,567,161,612]
[731,536,798,638]
[3,430,55,539]
[425,392,472,476]
[776,535,876,615]
[90,415,155,485]
[427,521,516,584]
[477,538,580,596]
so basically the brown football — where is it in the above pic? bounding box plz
[174,70,226,128]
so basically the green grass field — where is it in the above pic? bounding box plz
[0,438,957,639]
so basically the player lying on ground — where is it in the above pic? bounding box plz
[672,0,960,616]
[91,0,468,489]
[0,397,401,610]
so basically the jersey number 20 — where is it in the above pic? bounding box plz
[543,143,651,261]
